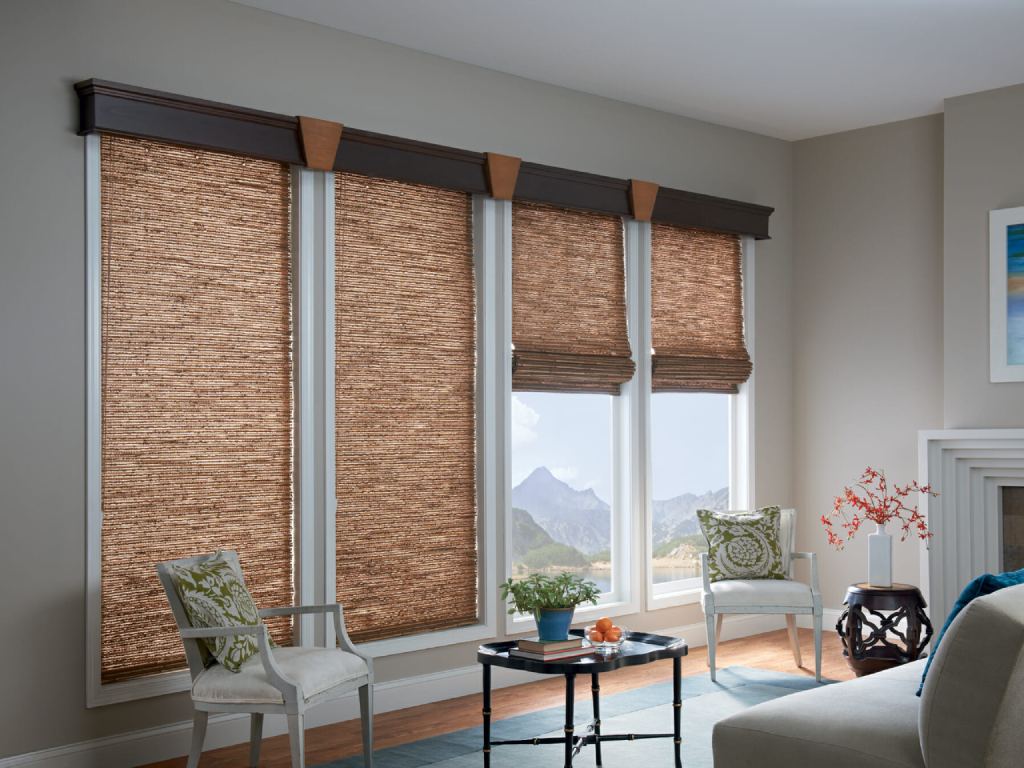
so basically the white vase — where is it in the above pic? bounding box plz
[868,523,893,587]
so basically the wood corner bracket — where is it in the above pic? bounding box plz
[629,179,659,222]
[485,152,521,200]
[297,116,344,171]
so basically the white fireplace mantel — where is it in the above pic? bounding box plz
[918,429,1024,620]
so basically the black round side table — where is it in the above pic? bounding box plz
[836,582,934,677]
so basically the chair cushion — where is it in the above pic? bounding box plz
[192,646,369,705]
[713,660,926,768]
[706,578,813,610]
[698,506,785,582]
[168,550,263,672]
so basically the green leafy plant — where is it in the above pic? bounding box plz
[499,572,601,616]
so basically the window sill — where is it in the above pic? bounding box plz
[646,584,703,612]
[357,620,497,658]
[504,598,639,637]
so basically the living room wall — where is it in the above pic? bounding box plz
[0,0,795,758]
[792,115,945,606]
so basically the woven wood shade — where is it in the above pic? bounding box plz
[335,172,478,643]
[512,202,634,393]
[650,223,751,393]
[98,136,294,683]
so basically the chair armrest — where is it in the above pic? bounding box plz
[259,603,371,665]
[259,603,342,618]
[790,551,820,595]
[700,552,712,595]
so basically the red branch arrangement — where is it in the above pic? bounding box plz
[821,467,936,550]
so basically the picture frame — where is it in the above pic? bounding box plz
[990,206,1024,382]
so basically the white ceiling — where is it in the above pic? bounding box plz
[234,0,1024,141]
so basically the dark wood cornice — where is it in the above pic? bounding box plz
[74,79,773,239]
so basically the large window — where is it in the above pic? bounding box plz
[650,393,731,594]
[510,393,615,594]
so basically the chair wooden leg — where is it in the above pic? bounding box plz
[359,682,374,767]
[785,614,802,667]
[186,711,208,768]
[705,612,717,682]
[287,713,305,768]
[813,611,823,682]
[249,712,263,767]
[715,613,724,645]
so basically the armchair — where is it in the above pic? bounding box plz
[157,552,374,768]
[699,508,822,682]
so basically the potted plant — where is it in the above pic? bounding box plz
[499,572,601,641]
[821,467,937,587]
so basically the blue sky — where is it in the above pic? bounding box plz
[511,391,730,503]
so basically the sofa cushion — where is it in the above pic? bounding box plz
[192,646,369,705]
[713,660,926,768]
[919,584,1024,768]
[917,567,1024,694]
[705,578,813,610]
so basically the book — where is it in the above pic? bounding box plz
[516,636,584,654]
[508,646,594,662]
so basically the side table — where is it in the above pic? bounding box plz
[836,582,934,677]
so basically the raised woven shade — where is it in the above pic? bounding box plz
[512,202,634,393]
[650,223,751,393]
[335,172,478,643]
[99,135,294,683]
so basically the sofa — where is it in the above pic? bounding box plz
[712,583,1024,767]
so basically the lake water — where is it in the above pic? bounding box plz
[575,566,700,593]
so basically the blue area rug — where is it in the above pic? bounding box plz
[316,666,829,768]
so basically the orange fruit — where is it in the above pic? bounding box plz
[595,617,613,633]
[589,629,605,643]
[605,627,622,642]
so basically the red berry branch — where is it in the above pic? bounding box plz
[821,467,936,550]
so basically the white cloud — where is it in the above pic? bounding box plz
[550,466,579,483]
[511,395,539,450]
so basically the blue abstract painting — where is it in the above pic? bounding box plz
[1008,223,1024,365]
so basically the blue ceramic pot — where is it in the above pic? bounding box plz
[534,607,575,641]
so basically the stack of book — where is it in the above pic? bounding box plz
[508,636,593,662]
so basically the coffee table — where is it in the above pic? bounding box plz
[477,629,688,768]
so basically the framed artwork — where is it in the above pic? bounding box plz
[990,206,1024,382]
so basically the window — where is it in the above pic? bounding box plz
[650,392,730,595]
[90,135,294,693]
[510,393,615,594]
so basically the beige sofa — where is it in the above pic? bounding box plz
[712,583,1024,767]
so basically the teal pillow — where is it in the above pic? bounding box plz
[697,506,786,582]
[917,567,1024,695]
[169,551,265,673]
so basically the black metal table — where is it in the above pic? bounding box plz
[477,630,688,768]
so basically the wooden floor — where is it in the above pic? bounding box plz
[144,629,853,768]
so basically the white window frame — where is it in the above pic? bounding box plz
[503,216,642,636]
[644,235,755,611]
[85,147,497,704]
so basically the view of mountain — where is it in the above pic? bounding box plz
[511,466,728,561]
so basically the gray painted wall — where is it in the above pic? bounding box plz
[793,116,945,605]
[944,84,1024,427]
[0,0,793,756]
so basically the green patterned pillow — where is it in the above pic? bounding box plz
[169,551,263,673]
[697,506,786,582]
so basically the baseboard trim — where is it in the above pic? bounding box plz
[0,614,778,767]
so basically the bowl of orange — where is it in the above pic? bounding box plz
[585,617,626,654]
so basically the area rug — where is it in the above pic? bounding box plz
[317,666,830,768]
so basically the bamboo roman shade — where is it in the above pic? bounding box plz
[512,202,634,393]
[650,223,751,393]
[335,172,478,643]
[99,136,294,683]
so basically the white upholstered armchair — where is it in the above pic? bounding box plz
[700,508,822,682]
[157,552,374,768]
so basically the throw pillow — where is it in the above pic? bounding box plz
[169,551,264,673]
[697,506,786,582]
[917,566,1024,695]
